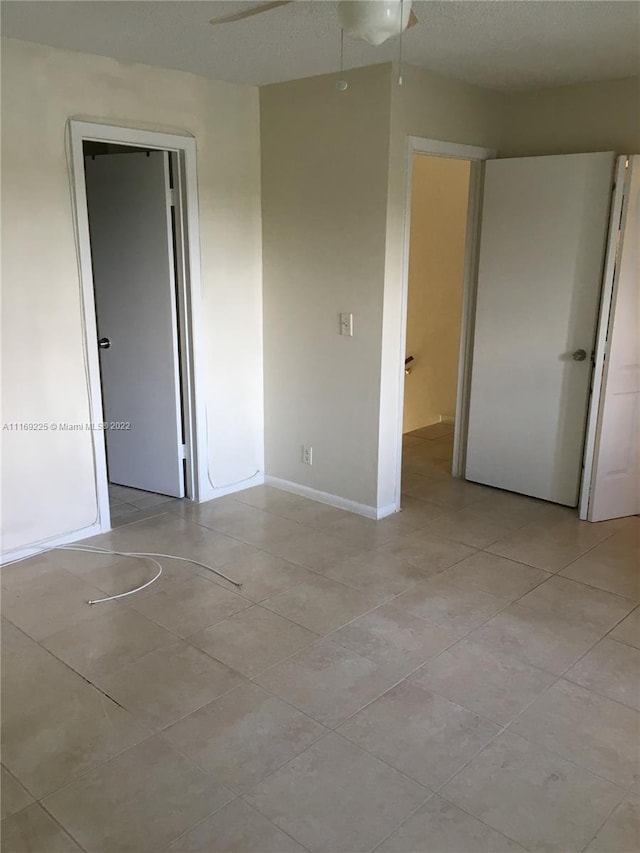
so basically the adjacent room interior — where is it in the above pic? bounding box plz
[1,1,639,851]
[83,141,188,525]
[402,152,469,490]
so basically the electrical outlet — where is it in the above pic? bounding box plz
[302,445,313,465]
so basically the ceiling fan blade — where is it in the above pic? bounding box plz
[210,0,293,26]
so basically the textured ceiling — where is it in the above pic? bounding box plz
[2,1,639,90]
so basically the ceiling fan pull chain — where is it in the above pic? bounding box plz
[398,0,404,85]
[336,27,348,90]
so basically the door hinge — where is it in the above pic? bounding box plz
[169,188,176,207]
[180,444,187,460]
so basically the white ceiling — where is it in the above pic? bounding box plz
[2,1,639,91]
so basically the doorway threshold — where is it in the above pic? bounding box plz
[108,484,184,528]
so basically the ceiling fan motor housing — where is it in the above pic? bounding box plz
[338,0,413,46]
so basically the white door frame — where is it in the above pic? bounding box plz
[580,155,632,519]
[69,120,207,532]
[396,136,496,503]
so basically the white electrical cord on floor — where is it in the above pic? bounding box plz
[58,544,242,604]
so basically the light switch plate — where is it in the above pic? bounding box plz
[340,313,353,336]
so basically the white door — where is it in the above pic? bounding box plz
[85,151,185,497]
[588,156,640,521]
[465,153,615,506]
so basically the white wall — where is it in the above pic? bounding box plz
[260,65,392,510]
[403,154,470,433]
[1,38,263,555]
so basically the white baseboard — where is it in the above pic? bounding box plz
[440,414,456,425]
[197,471,265,504]
[265,476,397,520]
[376,502,399,519]
[1,521,104,566]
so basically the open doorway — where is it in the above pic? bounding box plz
[397,142,619,519]
[69,120,207,534]
[393,136,495,515]
[395,137,619,521]
[401,153,471,494]
[83,141,187,526]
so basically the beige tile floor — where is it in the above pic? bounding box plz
[108,483,182,527]
[2,423,639,852]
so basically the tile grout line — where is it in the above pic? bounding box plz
[165,790,316,853]
[598,600,640,652]
[28,545,630,845]
[303,556,637,823]
[233,795,315,853]
[368,791,530,853]
[10,533,424,813]
[9,508,634,699]
[2,624,253,807]
[36,502,610,807]
[430,620,634,800]
[577,792,635,853]
[422,555,640,797]
[157,693,329,798]
[113,485,625,623]
[233,586,524,772]
[366,793,440,853]
[478,515,629,579]
[240,728,434,853]
[196,489,634,617]
[6,799,90,853]
[0,765,41,817]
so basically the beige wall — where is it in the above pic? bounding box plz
[260,65,392,509]
[403,154,470,433]
[501,77,640,156]
[1,38,263,554]
[260,62,508,512]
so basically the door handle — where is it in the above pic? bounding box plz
[98,337,111,350]
[572,349,587,361]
